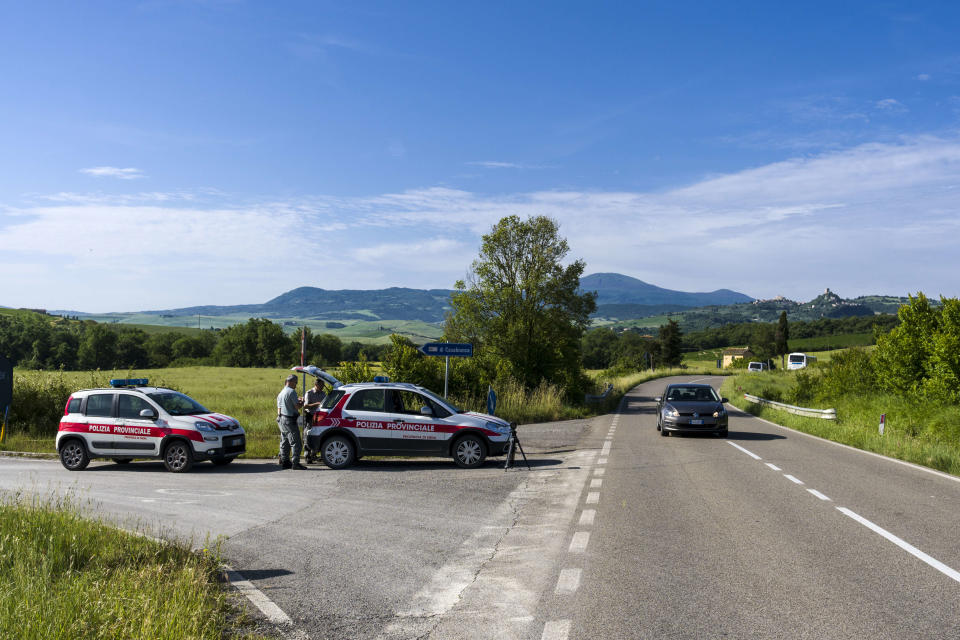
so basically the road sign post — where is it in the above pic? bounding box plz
[418,343,473,398]
[0,355,12,444]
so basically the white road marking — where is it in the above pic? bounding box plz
[740,412,960,485]
[598,457,608,464]
[579,509,596,526]
[765,463,781,471]
[601,441,611,455]
[555,568,581,594]
[590,479,603,488]
[542,619,571,640]
[222,564,294,625]
[593,468,605,476]
[586,492,600,504]
[807,489,832,501]
[727,441,761,460]
[837,507,960,584]
[784,474,804,485]
[569,531,590,553]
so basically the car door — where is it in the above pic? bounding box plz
[82,392,118,454]
[384,390,445,454]
[341,388,394,451]
[116,393,162,456]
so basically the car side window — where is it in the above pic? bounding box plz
[67,397,82,414]
[85,393,114,418]
[346,389,385,411]
[118,394,154,419]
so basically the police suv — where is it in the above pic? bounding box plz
[302,375,512,469]
[57,379,246,472]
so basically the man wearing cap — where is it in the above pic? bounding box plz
[276,374,306,470]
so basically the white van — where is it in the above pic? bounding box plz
[747,361,767,372]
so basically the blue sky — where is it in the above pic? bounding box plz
[2,1,960,311]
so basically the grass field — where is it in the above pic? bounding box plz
[0,494,261,640]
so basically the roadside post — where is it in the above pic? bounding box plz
[0,355,12,444]
[879,413,886,436]
[418,342,473,398]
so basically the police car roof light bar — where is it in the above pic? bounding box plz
[109,378,149,388]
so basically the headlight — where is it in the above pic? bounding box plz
[713,406,726,418]
[194,422,214,431]
[664,406,679,418]
[486,421,509,433]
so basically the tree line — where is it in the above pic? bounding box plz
[0,314,390,371]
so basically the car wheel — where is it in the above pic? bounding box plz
[321,435,355,469]
[163,441,194,473]
[660,426,669,437]
[211,457,234,466]
[114,458,133,464]
[59,439,89,471]
[656,415,662,431]
[453,434,487,469]
[717,429,728,438]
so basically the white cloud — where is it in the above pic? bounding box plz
[876,98,907,112]
[466,161,551,170]
[79,166,144,180]
[4,136,960,310]
[917,73,931,81]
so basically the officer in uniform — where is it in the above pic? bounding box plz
[301,377,326,464]
[276,374,306,470]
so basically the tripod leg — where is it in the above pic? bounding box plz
[505,436,516,470]
[515,437,531,470]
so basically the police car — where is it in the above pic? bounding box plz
[57,379,246,472]
[297,369,513,469]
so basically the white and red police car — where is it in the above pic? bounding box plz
[298,370,513,469]
[57,379,245,473]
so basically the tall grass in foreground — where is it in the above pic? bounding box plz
[0,494,256,640]
[721,372,960,477]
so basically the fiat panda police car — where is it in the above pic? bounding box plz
[299,371,513,469]
[57,379,246,472]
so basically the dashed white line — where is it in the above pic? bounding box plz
[784,474,804,485]
[601,442,611,455]
[765,463,781,471]
[542,619,571,640]
[586,492,600,504]
[555,568,582,594]
[807,489,832,501]
[727,441,762,460]
[598,457,608,464]
[569,531,590,553]
[579,509,596,526]
[837,507,960,584]
[590,479,603,489]
[593,468,605,476]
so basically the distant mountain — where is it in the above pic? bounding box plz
[580,273,753,307]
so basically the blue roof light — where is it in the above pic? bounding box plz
[109,378,149,388]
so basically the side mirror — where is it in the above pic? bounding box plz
[139,408,157,419]
[721,398,728,404]
[654,397,661,403]
[420,405,433,416]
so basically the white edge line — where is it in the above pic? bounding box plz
[727,441,762,460]
[542,619,572,640]
[223,564,294,625]
[807,488,832,501]
[119,529,298,628]
[784,474,805,485]
[836,507,960,584]
[765,463,781,471]
[733,409,960,485]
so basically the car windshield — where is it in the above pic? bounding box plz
[666,386,720,402]
[147,391,209,416]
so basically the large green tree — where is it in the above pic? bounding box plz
[775,311,790,368]
[446,215,596,393]
[657,319,683,367]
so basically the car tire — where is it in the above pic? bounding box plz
[453,434,487,469]
[660,427,669,437]
[163,441,194,473]
[114,458,133,464]
[321,435,355,469]
[212,457,234,466]
[59,439,90,471]
[656,415,662,431]
[717,429,728,438]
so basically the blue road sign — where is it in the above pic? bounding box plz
[419,342,474,357]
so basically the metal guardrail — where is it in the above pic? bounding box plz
[585,383,614,403]
[743,393,837,420]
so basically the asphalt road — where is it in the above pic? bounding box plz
[2,375,960,639]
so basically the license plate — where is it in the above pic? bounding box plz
[689,419,703,425]
[228,437,242,446]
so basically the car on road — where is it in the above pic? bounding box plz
[655,383,728,437]
[300,372,513,469]
[57,378,246,472]
[747,361,767,372]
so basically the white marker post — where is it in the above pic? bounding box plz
[879,413,886,435]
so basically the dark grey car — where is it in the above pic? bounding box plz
[656,383,728,437]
